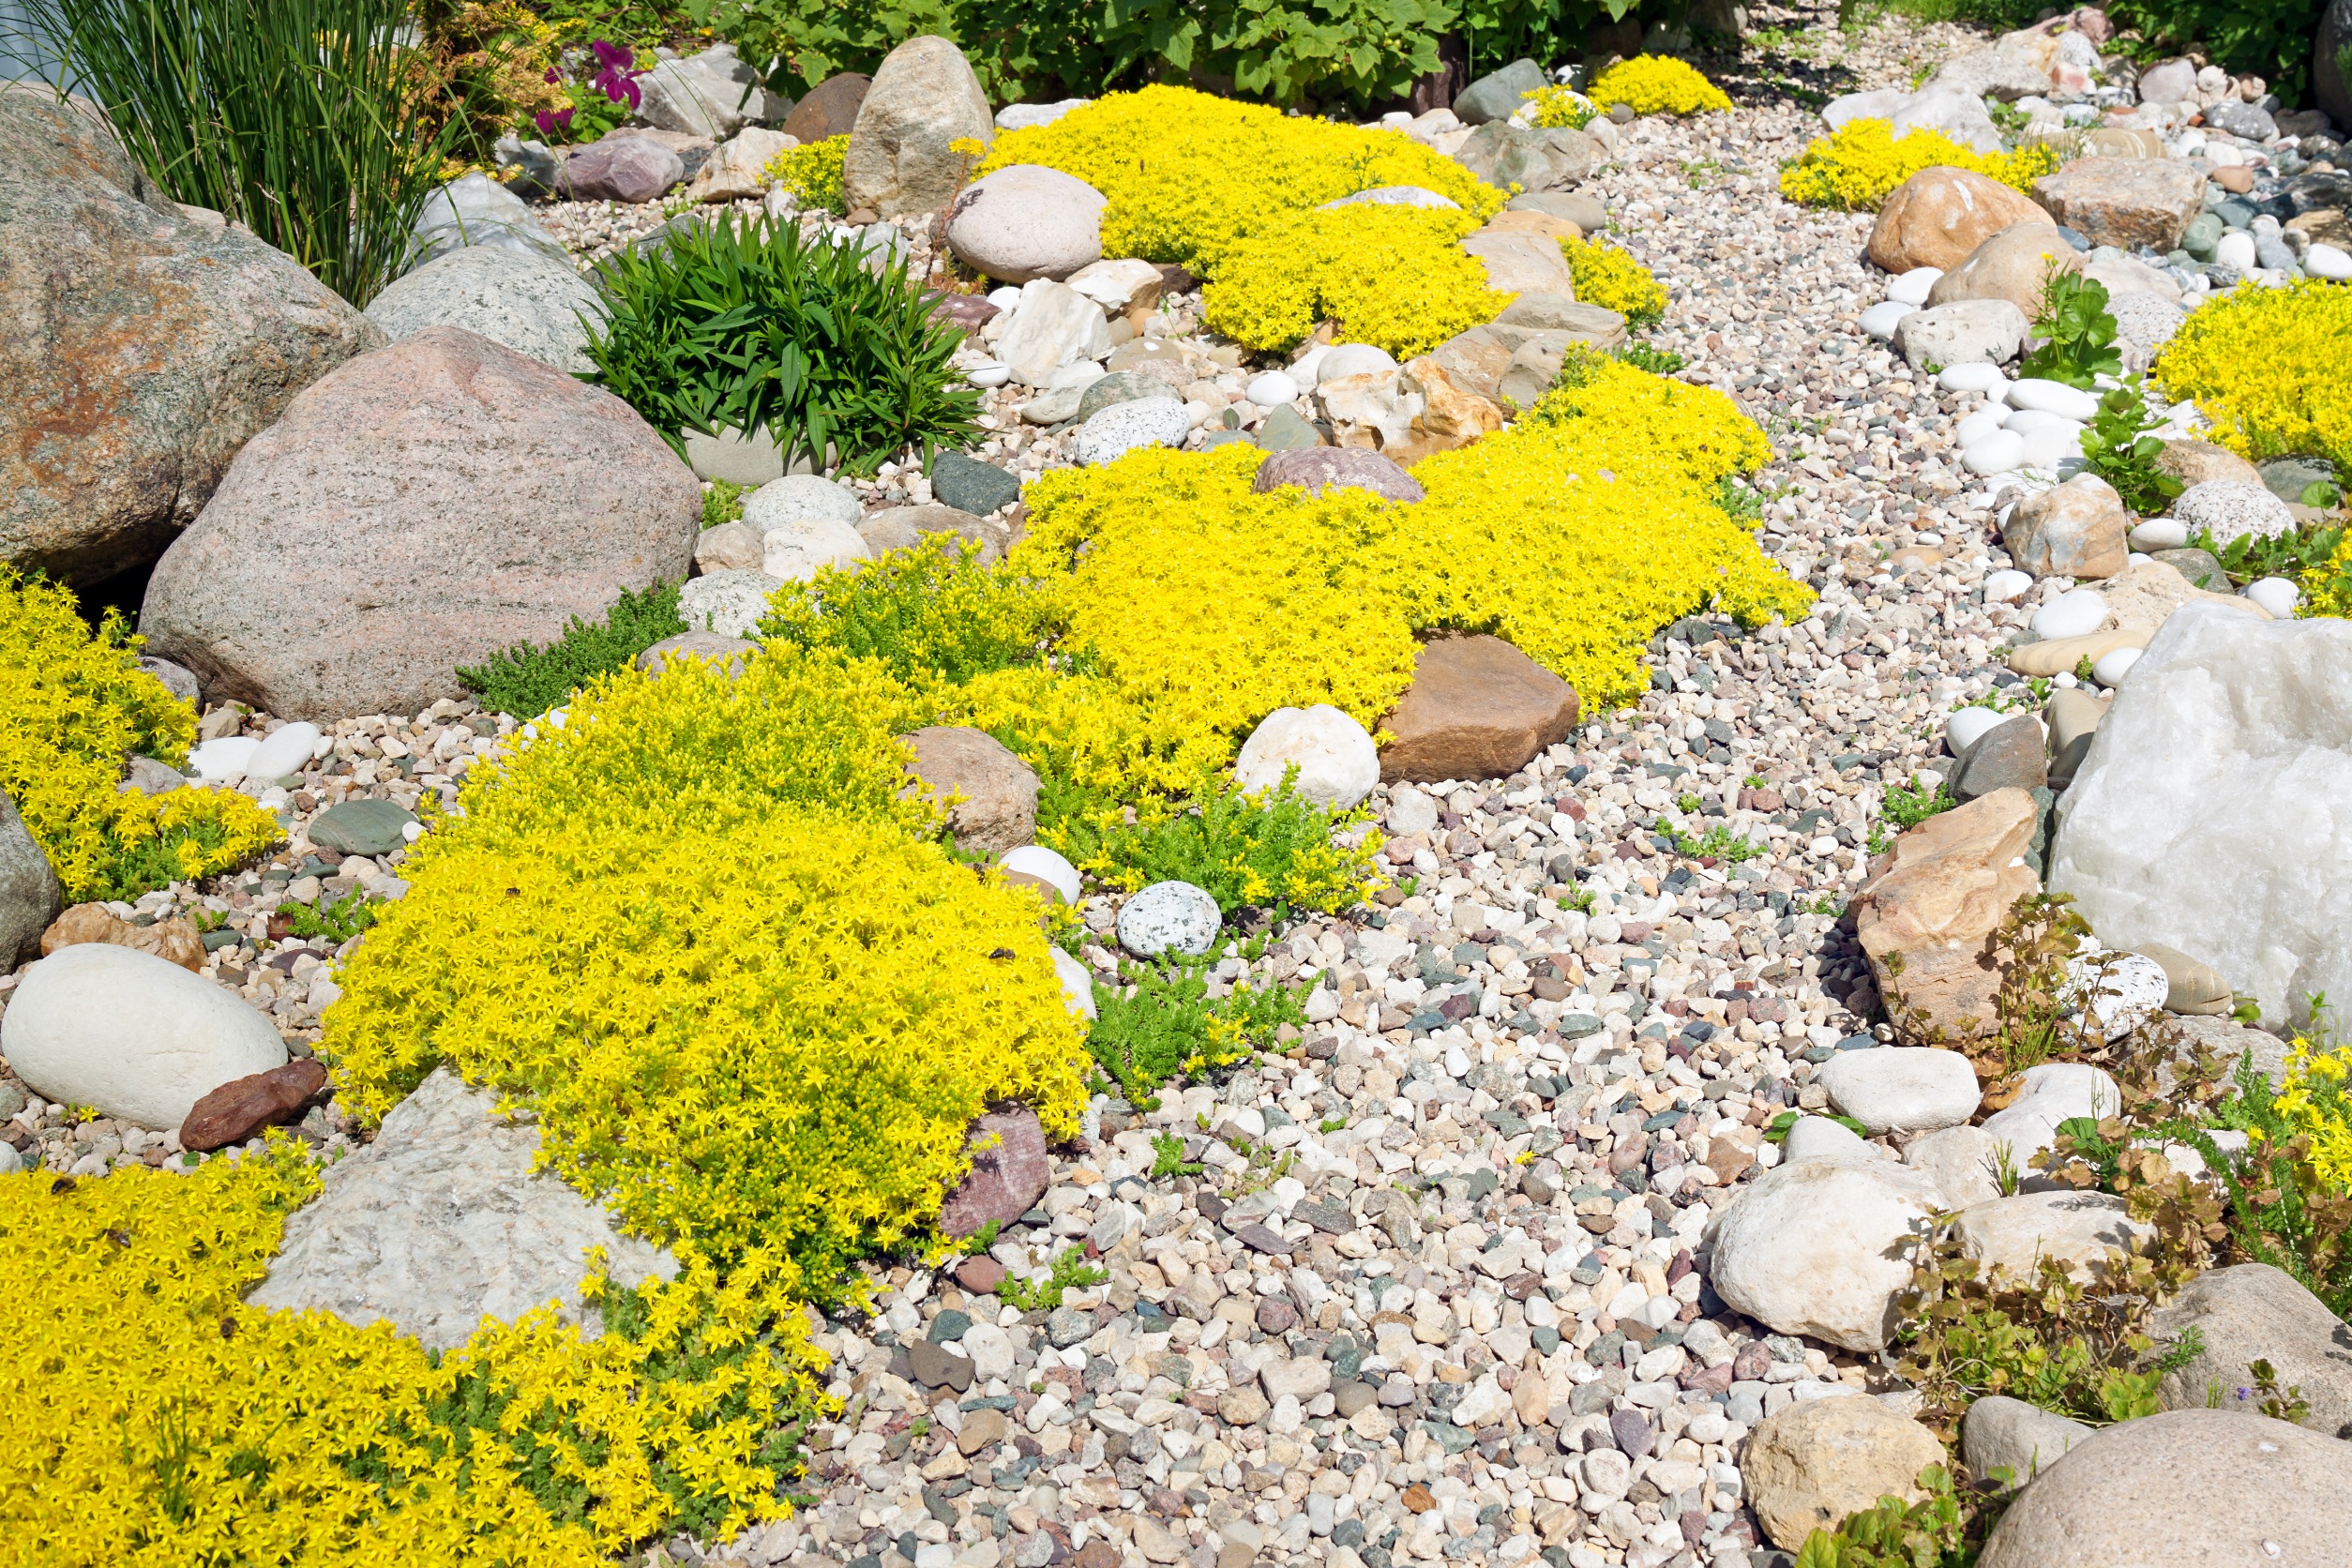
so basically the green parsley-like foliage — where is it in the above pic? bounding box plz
[2019,265,2121,389]
[1087,956,1304,1107]
[999,1245,1108,1311]
[275,887,382,943]
[1666,822,1763,862]
[580,212,982,477]
[456,581,686,718]
[2081,376,2185,516]
[1791,1464,1991,1568]
[1617,342,1688,376]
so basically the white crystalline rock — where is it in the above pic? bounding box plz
[2053,603,2352,1025]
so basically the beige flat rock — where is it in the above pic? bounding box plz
[2008,628,2146,676]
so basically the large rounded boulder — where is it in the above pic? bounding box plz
[0,92,383,587]
[945,165,1107,283]
[140,325,698,719]
[842,36,993,219]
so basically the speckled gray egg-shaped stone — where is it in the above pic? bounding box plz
[1116,880,1220,957]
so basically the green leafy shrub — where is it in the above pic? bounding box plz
[1046,774,1383,916]
[581,212,981,476]
[2107,0,2327,98]
[2019,266,2121,389]
[1087,956,1304,1105]
[1792,1465,1995,1568]
[275,887,383,943]
[456,580,686,717]
[2082,375,2183,516]
[2187,519,2347,591]
[20,0,460,306]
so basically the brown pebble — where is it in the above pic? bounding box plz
[2209,165,2254,194]
[179,1060,329,1152]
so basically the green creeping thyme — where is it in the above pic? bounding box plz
[456,580,686,718]
[1087,957,1305,1107]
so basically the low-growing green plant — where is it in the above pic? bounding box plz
[999,1245,1108,1311]
[1882,775,1955,831]
[1667,822,1763,862]
[701,479,746,530]
[1711,474,1763,523]
[1792,1464,1995,1568]
[759,536,1047,687]
[2080,376,2184,516]
[1047,772,1381,916]
[1617,342,1688,377]
[1980,676,2051,715]
[1675,792,1703,814]
[2019,265,2121,390]
[1086,957,1304,1108]
[456,580,686,717]
[1149,1130,1203,1179]
[582,212,982,477]
[2188,519,2347,591]
[275,887,382,943]
[1764,1109,1869,1143]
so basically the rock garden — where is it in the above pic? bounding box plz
[4,0,2352,1561]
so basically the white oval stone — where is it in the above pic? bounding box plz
[1860,301,1916,340]
[2245,576,2300,617]
[1946,706,2008,754]
[1963,430,2025,475]
[1887,267,1942,306]
[0,943,287,1129]
[2306,243,2352,281]
[2006,379,2099,420]
[1707,1159,1951,1350]
[2066,950,2170,1040]
[987,285,1023,310]
[2214,230,2257,271]
[1116,881,1221,957]
[2091,645,2141,686]
[967,361,1011,387]
[244,722,323,781]
[2020,423,2085,470]
[1983,568,2033,603]
[1072,397,1191,467]
[1957,407,2008,448]
[2128,518,2188,550]
[1050,946,1097,1020]
[1817,1047,1982,1134]
[1246,370,1301,408]
[1001,844,1081,904]
[1316,343,1397,384]
[761,513,868,581]
[1233,704,1380,809]
[1939,362,2008,394]
[1979,1062,2121,1166]
[188,735,260,782]
[1782,1113,1872,1164]
[2031,587,2109,641]
[2003,408,2073,436]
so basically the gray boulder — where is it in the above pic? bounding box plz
[842,36,993,219]
[1117,881,1221,957]
[249,1068,677,1350]
[2154,1263,2352,1439]
[1451,123,1597,194]
[636,44,774,140]
[363,246,607,373]
[557,134,685,204]
[1,790,62,966]
[0,91,383,586]
[1454,59,1546,125]
[140,326,699,720]
[1958,1395,2088,1481]
[409,173,572,272]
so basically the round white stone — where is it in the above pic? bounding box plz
[987,285,1023,310]
[2175,479,2295,545]
[1820,1047,1983,1134]
[1957,407,2008,448]
[761,513,868,581]
[1072,397,1191,466]
[967,361,1011,387]
[678,569,783,638]
[1860,301,1915,340]
[1315,343,1397,384]
[2306,243,2352,281]
[2019,423,2084,471]
[245,722,323,781]
[1385,786,1440,837]
[2031,587,2110,641]
[0,943,288,1129]
[2006,379,2099,420]
[1939,362,2007,394]
[1233,704,1380,809]
[1707,1159,1951,1350]
[1245,369,1301,408]
[2214,230,2257,271]
[1979,1062,2122,1164]
[2091,645,2142,686]
[2003,408,2073,436]
[1887,267,1942,306]
[1782,1113,1873,1164]
[2128,518,2188,550]
[1050,946,1097,1020]
[1963,430,2025,475]
[1001,844,1081,904]
[1983,568,2033,603]
[1946,706,2007,754]
[2245,576,2301,617]
[1116,880,1221,957]
[188,735,260,782]
[743,474,862,530]
[2065,951,2170,1041]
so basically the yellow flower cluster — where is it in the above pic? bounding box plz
[0,1144,825,1560]
[2276,1033,2352,1188]
[1558,234,1667,327]
[975,84,1505,276]
[0,571,279,901]
[1778,119,2061,210]
[2299,532,2352,619]
[324,649,1090,1301]
[1521,84,1598,128]
[1585,55,1733,116]
[763,133,848,214]
[2153,279,2352,471]
[1201,204,1513,356]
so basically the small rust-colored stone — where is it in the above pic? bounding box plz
[179,1059,328,1152]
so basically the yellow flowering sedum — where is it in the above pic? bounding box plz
[975,84,1504,276]
[1201,204,1513,356]
[763,133,848,214]
[2275,1032,2352,1188]
[2154,279,2352,472]
[0,1144,825,1560]
[1521,84,1598,128]
[0,570,279,901]
[2299,533,2352,619]
[1559,234,1668,327]
[1778,119,2060,210]
[1585,56,1732,116]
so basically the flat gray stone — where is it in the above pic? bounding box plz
[308,798,416,856]
[249,1068,677,1349]
[1959,1395,2089,1481]
[1076,369,1181,425]
[2153,1263,2352,1439]
[1454,58,1546,125]
[929,451,1021,516]
[1817,1046,1980,1134]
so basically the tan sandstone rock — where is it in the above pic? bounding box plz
[1742,1396,1946,1549]
[1378,636,1578,782]
[1868,166,2049,273]
[1855,787,2040,1041]
[1926,223,2082,315]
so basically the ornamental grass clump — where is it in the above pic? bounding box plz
[0,1144,826,1560]
[1201,204,1511,356]
[2153,278,2352,472]
[581,211,980,476]
[1584,55,1733,115]
[1779,119,2060,210]
[0,571,280,901]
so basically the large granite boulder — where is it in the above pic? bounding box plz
[2052,604,2352,1026]
[0,90,383,586]
[2032,158,2206,251]
[843,36,993,219]
[249,1068,677,1350]
[140,325,699,720]
[2152,1263,2352,1439]
[1450,123,1596,194]
[362,245,607,373]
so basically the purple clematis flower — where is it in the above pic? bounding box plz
[589,39,643,110]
